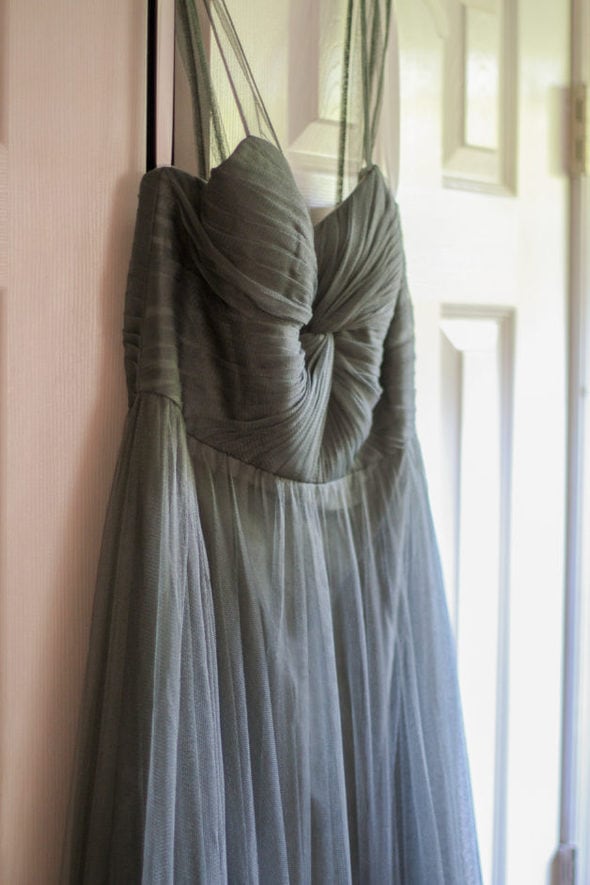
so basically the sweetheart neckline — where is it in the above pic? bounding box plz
[156,134,393,232]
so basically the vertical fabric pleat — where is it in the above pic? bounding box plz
[61,394,226,884]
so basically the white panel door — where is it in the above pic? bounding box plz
[395,2,569,884]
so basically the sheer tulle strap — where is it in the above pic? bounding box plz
[337,0,393,201]
[176,0,393,198]
[175,0,281,177]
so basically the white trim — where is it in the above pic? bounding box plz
[155,0,176,168]
[554,1,590,881]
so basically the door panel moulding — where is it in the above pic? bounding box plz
[442,0,517,195]
[439,303,515,885]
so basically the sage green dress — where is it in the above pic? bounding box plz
[63,1,482,882]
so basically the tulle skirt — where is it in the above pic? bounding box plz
[62,392,481,884]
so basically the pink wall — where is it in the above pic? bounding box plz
[0,1,146,880]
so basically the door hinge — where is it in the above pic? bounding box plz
[570,83,588,177]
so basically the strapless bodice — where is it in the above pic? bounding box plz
[124,136,414,483]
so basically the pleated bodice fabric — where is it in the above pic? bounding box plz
[62,4,482,883]
[125,137,413,483]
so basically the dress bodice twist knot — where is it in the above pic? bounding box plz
[124,136,415,484]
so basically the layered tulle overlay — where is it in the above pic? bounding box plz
[63,0,482,877]
[62,134,482,882]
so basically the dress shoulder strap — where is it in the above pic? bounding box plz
[175,0,281,177]
[338,0,393,199]
[175,0,392,200]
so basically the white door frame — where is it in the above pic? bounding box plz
[555,0,590,882]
